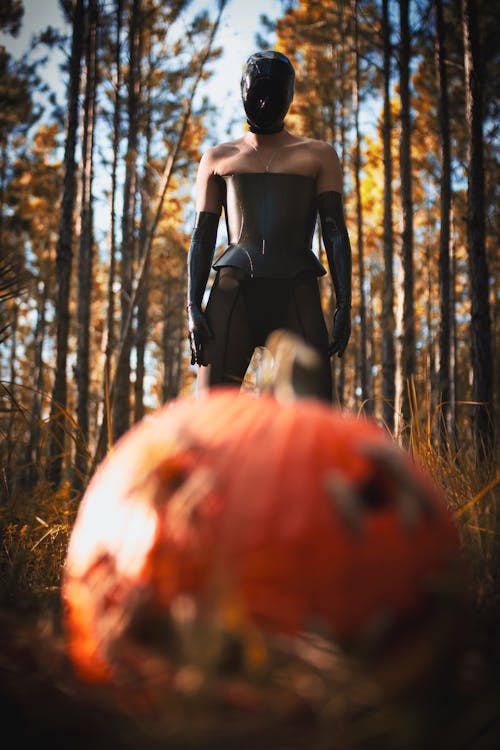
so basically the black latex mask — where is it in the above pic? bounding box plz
[241,51,295,135]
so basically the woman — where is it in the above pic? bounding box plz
[186,50,351,401]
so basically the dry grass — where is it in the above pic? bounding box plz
[0,386,499,749]
[403,381,500,618]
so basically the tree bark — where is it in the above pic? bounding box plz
[99,0,123,454]
[435,0,453,441]
[462,0,493,456]
[450,209,457,437]
[48,0,84,486]
[352,0,369,412]
[4,303,18,494]
[113,0,143,442]
[26,279,48,486]
[334,2,349,407]
[398,0,415,428]
[161,279,174,403]
[381,0,395,432]
[134,47,154,424]
[0,141,7,251]
[425,228,436,408]
[162,272,185,402]
[76,0,98,484]
[133,230,149,422]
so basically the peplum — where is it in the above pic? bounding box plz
[213,172,326,278]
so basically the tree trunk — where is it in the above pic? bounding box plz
[335,5,349,407]
[161,279,173,403]
[133,239,149,423]
[398,0,415,428]
[450,208,457,437]
[425,230,436,408]
[352,0,369,412]
[134,50,154,424]
[26,279,48,486]
[0,141,7,250]
[381,0,395,432]
[162,274,185,402]
[462,0,493,456]
[4,303,18,494]
[113,0,143,441]
[76,0,98,484]
[48,0,84,486]
[435,0,453,441]
[98,0,123,456]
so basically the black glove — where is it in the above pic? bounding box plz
[318,191,352,358]
[187,304,212,366]
[186,211,219,365]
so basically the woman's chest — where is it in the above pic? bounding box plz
[216,144,319,179]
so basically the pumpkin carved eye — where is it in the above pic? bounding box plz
[154,450,198,494]
[359,476,389,511]
[324,467,392,534]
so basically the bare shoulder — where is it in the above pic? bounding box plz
[305,138,340,165]
[199,138,245,172]
[195,141,242,212]
[303,138,342,193]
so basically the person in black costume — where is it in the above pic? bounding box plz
[187,50,352,401]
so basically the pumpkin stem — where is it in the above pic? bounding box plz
[260,329,325,402]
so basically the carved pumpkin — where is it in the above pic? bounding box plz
[63,387,462,697]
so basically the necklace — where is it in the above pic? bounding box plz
[247,140,286,173]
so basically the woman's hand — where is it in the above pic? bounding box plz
[329,303,351,358]
[187,303,212,366]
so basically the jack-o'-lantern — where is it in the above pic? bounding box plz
[63,381,463,703]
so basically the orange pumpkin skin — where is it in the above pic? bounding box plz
[63,388,462,689]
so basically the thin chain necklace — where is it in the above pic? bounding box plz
[247,139,287,173]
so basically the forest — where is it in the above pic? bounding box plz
[0,0,499,748]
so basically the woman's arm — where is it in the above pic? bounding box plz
[186,149,224,365]
[316,143,352,358]
[316,142,343,194]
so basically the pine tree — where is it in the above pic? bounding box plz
[462,0,493,456]
[48,0,84,486]
[75,0,99,484]
[381,0,396,431]
[351,0,370,411]
[113,0,143,442]
[434,0,453,440]
[398,0,416,430]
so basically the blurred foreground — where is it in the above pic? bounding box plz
[1,594,500,749]
[1,353,499,749]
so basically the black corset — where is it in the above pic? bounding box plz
[213,172,326,278]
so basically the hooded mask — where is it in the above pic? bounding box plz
[241,51,295,135]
